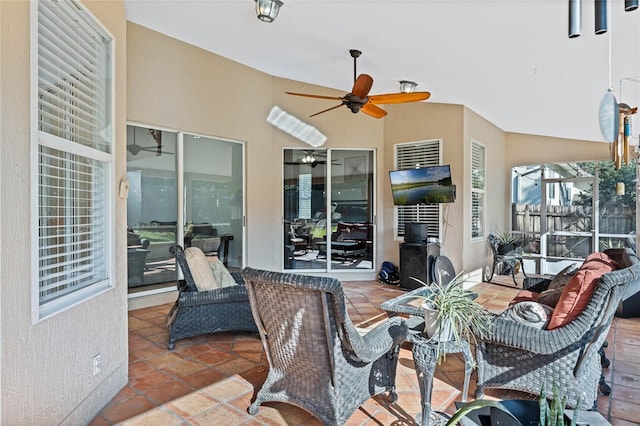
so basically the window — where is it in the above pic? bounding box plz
[34,0,113,319]
[471,141,486,239]
[394,140,441,239]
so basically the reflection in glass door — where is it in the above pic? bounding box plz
[183,135,244,269]
[283,148,374,271]
[126,126,178,290]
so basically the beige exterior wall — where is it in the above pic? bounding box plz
[0,1,128,424]
[463,108,507,277]
[382,102,465,270]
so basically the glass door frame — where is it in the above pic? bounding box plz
[539,173,597,274]
[282,147,376,273]
[126,122,246,298]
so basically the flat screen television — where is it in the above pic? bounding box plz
[389,165,455,205]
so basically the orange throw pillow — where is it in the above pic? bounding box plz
[547,253,616,330]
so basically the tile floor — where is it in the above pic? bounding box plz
[90,278,640,425]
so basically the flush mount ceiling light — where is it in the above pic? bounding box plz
[255,0,283,22]
[399,80,417,93]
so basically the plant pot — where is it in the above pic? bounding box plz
[421,304,454,342]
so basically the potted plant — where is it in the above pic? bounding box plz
[411,271,493,358]
[491,229,522,255]
[446,384,579,426]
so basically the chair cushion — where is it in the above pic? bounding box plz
[547,252,616,330]
[501,301,552,329]
[547,263,578,290]
[209,259,238,288]
[537,286,565,308]
[184,247,218,291]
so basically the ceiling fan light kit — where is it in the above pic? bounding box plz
[255,0,282,22]
[399,80,417,93]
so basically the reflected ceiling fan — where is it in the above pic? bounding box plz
[284,150,341,168]
[127,129,174,156]
[286,49,431,119]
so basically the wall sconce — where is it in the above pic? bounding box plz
[616,182,626,195]
[399,80,417,93]
[255,0,283,22]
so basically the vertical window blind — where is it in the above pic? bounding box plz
[395,140,441,239]
[471,141,486,239]
[36,0,112,315]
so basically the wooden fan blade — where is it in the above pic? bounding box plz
[286,92,344,101]
[309,103,345,117]
[369,91,431,105]
[360,103,387,118]
[352,74,374,98]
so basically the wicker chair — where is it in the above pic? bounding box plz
[165,244,257,350]
[475,248,640,410]
[241,267,409,425]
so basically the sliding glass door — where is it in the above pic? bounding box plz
[183,135,244,269]
[283,148,375,271]
[126,125,244,291]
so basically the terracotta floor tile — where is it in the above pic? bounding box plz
[189,403,250,426]
[118,407,186,426]
[179,366,227,389]
[129,369,174,392]
[610,398,640,423]
[165,391,218,418]
[89,278,639,425]
[144,380,195,405]
[214,357,258,375]
[200,376,253,402]
[101,394,156,423]
[161,359,208,377]
[128,360,157,378]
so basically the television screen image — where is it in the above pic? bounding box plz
[389,165,455,205]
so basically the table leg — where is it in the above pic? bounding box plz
[412,343,438,426]
[460,341,473,402]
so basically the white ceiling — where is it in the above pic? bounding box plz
[125,0,640,143]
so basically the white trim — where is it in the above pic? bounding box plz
[32,0,115,322]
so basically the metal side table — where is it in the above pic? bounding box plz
[411,334,473,426]
[381,287,475,426]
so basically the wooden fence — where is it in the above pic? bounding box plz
[512,204,635,257]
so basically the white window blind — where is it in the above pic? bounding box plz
[35,0,113,317]
[471,141,486,239]
[394,140,441,239]
[38,0,111,152]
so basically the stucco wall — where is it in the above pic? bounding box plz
[127,22,383,279]
[382,102,465,269]
[0,1,128,424]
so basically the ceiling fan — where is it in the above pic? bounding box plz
[285,49,431,119]
[127,128,174,156]
[284,150,341,168]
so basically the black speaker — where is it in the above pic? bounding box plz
[399,243,440,290]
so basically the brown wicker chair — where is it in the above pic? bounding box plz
[475,248,640,410]
[165,244,257,350]
[241,267,409,425]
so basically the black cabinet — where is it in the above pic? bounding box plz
[399,243,440,290]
